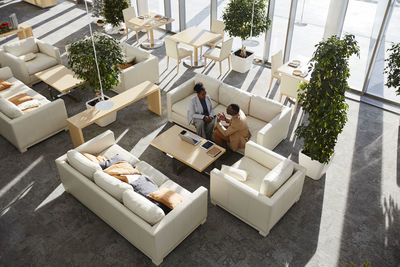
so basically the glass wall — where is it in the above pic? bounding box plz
[186,0,210,30]
[170,0,180,32]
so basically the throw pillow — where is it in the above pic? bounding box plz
[8,93,34,106]
[221,165,248,182]
[19,52,37,62]
[130,175,158,196]
[81,152,108,164]
[22,107,39,114]
[99,154,126,169]
[0,80,13,91]
[103,161,141,183]
[148,188,184,209]
[0,97,24,119]
[66,150,102,179]
[123,190,165,225]
[17,99,40,111]
[93,170,133,202]
[260,159,294,197]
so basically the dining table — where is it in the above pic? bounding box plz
[127,13,174,49]
[277,55,311,83]
[169,27,223,67]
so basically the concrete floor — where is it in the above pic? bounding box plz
[0,1,399,266]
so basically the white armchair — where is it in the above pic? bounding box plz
[210,141,305,236]
[0,37,61,86]
[112,43,159,94]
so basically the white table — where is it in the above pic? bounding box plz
[277,55,311,82]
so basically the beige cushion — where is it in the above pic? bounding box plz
[194,74,221,102]
[135,161,169,187]
[67,150,102,179]
[260,159,294,197]
[0,78,26,99]
[0,80,13,91]
[221,165,248,181]
[25,53,58,75]
[8,93,33,105]
[0,97,24,119]
[3,37,38,57]
[19,52,37,62]
[99,144,140,166]
[148,188,184,209]
[246,116,266,143]
[204,48,221,60]
[232,157,271,191]
[249,95,282,122]
[158,179,191,198]
[122,190,165,225]
[93,170,133,202]
[218,83,251,115]
[17,99,40,110]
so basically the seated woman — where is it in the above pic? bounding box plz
[187,82,215,140]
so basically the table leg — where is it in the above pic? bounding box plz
[147,89,162,116]
[68,122,84,147]
[194,47,198,66]
[184,46,204,68]
[141,28,164,49]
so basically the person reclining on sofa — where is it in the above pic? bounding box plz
[213,103,251,152]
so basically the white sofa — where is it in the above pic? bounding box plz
[167,73,292,150]
[0,67,67,152]
[0,37,61,86]
[55,130,208,265]
[210,141,306,236]
[112,43,159,94]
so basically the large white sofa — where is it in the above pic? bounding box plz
[167,73,292,150]
[55,130,208,265]
[112,43,159,94]
[0,37,61,86]
[0,67,67,152]
[210,141,306,236]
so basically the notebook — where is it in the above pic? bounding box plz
[207,146,222,157]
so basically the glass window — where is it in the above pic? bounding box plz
[186,0,210,30]
[170,0,180,32]
[268,0,291,61]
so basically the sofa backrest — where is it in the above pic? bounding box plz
[123,43,150,63]
[249,95,283,122]
[194,73,221,102]
[218,83,252,115]
[3,37,38,57]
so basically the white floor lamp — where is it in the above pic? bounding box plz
[242,0,259,47]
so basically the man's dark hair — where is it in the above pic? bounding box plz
[194,82,205,94]
[230,104,240,114]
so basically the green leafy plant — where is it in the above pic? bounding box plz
[295,34,360,164]
[384,42,400,95]
[103,0,129,27]
[67,33,124,97]
[222,0,271,57]
[91,0,104,18]
[345,260,370,267]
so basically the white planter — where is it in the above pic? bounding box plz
[231,49,254,73]
[104,23,125,35]
[85,96,117,127]
[298,150,333,180]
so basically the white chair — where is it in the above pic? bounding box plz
[204,38,233,76]
[210,141,306,236]
[200,19,225,55]
[123,7,148,42]
[165,37,192,74]
[279,73,302,112]
[268,50,283,90]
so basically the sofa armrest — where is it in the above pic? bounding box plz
[74,130,116,154]
[0,67,14,80]
[36,39,62,64]
[122,56,159,85]
[0,52,29,84]
[257,106,292,150]
[166,78,195,122]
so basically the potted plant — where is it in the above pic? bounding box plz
[222,0,271,73]
[384,42,400,96]
[67,33,124,126]
[103,0,129,34]
[91,0,105,26]
[0,22,11,34]
[295,34,359,180]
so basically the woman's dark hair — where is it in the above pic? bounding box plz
[194,82,205,94]
[230,104,240,114]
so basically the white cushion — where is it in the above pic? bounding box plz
[17,99,40,110]
[0,97,24,119]
[249,95,282,122]
[172,93,218,118]
[135,161,169,187]
[25,53,58,75]
[125,54,136,63]
[94,170,133,202]
[260,159,294,197]
[3,37,38,57]
[232,157,271,191]
[194,74,221,102]
[123,190,165,225]
[19,52,37,62]
[221,165,248,181]
[246,116,267,143]
[66,150,102,179]
[218,83,251,115]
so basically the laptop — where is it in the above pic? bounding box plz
[179,132,201,145]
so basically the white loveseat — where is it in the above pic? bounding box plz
[0,37,61,86]
[167,74,292,150]
[0,67,67,152]
[112,43,159,94]
[55,130,208,265]
[210,141,306,236]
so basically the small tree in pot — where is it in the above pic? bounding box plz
[103,0,129,28]
[91,0,105,26]
[295,34,359,180]
[222,0,270,72]
[384,43,400,96]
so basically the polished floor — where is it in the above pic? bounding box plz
[0,1,399,266]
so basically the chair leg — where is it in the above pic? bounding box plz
[200,46,202,56]
[177,59,180,74]
[126,27,129,40]
[190,55,193,67]
[294,99,299,113]
[268,76,274,90]
[279,93,283,102]
[135,31,139,43]
[228,56,231,70]
[204,57,207,70]
[219,61,222,76]
[166,56,169,69]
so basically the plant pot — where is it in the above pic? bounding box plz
[104,23,122,35]
[85,96,117,127]
[119,28,126,35]
[96,19,105,27]
[231,49,254,73]
[298,150,333,180]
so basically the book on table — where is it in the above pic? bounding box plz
[207,146,222,157]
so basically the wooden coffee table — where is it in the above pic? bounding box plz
[35,65,84,101]
[150,125,226,174]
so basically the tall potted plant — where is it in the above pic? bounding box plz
[295,34,359,180]
[222,0,271,73]
[384,43,400,96]
[67,33,124,126]
[103,0,129,34]
[91,0,105,26]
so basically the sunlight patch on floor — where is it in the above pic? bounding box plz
[130,123,167,158]
[35,183,65,212]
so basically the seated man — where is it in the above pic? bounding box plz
[213,104,251,152]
